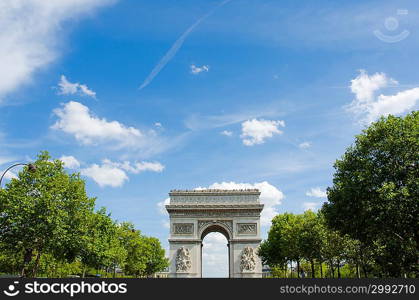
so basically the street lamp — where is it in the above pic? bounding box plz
[0,163,36,189]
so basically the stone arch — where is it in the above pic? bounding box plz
[199,223,232,278]
[199,223,232,241]
[167,189,264,278]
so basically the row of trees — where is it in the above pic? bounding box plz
[259,211,381,278]
[260,112,418,278]
[0,151,168,277]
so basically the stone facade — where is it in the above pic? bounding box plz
[167,189,264,278]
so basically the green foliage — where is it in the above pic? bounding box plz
[118,223,168,277]
[322,112,419,277]
[0,151,167,278]
[258,209,412,278]
[0,151,94,276]
[79,208,127,274]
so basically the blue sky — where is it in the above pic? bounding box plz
[1,0,418,277]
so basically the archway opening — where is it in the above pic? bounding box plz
[201,232,229,278]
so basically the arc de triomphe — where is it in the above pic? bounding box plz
[166,189,264,278]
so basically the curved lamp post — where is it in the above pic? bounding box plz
[0,163,36,189]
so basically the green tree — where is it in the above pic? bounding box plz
[0,151,95,277]
[299,210,323,277]
[141,236,168,277]
[118,222,168,277]
[79,208,127,277]
[322,112,419,277]
[258,213,305,278]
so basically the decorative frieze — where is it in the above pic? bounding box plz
[237,223,257,235]
[172,223,194,235]
[168,209,263,218]
[169,189,261,205]
[198,220,233,236]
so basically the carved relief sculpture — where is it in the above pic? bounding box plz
[173,223,193,234]
[237,223,257,234]
[176,247,192,272]
[240,246,256,272]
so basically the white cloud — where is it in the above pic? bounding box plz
[350,70,396,103]
[162,220,170,229]
[52,101,144,147]
[220,130,233,137]
[303,201,320,211]
[0,169,18,181]
[52,102,174,156]
[133,161,164,173]
[81,159,164,188]
[58,75,96,98]
[202,232,229,277]
[306,187,327,198]
[157,198,170,215]
[365,88,419,122]
[0,0,115,102]
[103,159,164,174]
[81,163,128,188]
[348,70,419,123]
[298,141,311,149]
[190,64,209,74]
[199,181,284,226]
[59,155,80,169]
[154,122,162,128]
[157,198,170,232]
[240,119,285,146]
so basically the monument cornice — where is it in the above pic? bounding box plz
[169,189,261,196]
[168,238,262,243]
[166,204,264,210]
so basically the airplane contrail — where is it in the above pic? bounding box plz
[138,0,232,90]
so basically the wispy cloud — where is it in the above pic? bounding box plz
[190,64,209,74]
[220,130,233,136]
[298,141,311,149]
[138,0,232,90]
[306,187,327,198]
[0,0,115,102]
[81,158,164,188]
[59,155,80,169]
[58,75,96,98]
[184,105,284,131]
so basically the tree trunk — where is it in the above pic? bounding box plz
[297,260,300,278]
[290,261,293,278]
[362,265,368,278]
[356,263,360,278]
[32,248,43,278]
[21,248,33,277]
[320,262,323,278]
[337,260,341,278]
[329,261,335,278]
[311,260,315,278]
